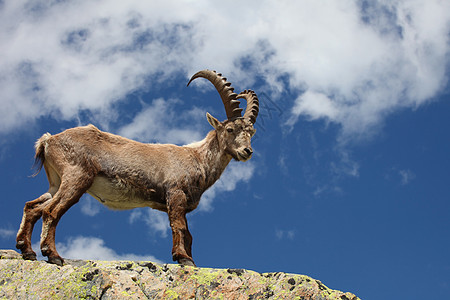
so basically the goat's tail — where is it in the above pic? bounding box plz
[32,133,51,177]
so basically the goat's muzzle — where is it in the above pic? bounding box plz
[236,147,253,161]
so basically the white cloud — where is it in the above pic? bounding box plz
[34,236,163,262]
[275,229,295,241]
[79,195,102,217]
[288,91,339,125]
[200,161,255,211]
[0,0,198,133]
[1,0,448,141]
[118,98,204,145]
[385,167,416,186]
[331,149,360,178]
[0,228,15,239]
[284,0,450,139]
[129,209,170,238]
[313,184,343,198]
[398,169,416,185]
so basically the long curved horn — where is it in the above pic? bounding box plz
[187,70,243,120]
[237,90,259,124]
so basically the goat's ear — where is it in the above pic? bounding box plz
[206,112,221,129]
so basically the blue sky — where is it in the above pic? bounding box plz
[1,0,449,299]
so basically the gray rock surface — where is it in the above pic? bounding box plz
[0,249,359,299]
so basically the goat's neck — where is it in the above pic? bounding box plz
[194,130,232,188]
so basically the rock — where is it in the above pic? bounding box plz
[0,249,22,260]
[0,249,359,299]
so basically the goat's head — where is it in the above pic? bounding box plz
[188,70,259,161]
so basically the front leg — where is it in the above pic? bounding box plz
[166,189,195,267]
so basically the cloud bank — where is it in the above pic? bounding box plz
[1,0,448,140]
[34,236,163,263]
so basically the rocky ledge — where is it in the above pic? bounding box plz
[0,249,359,299]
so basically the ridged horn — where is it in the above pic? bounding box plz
[238,89,259,124]
[187,70,243,120]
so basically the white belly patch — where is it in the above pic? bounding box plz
[87,176,165,211]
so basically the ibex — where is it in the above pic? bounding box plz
[16,70,259,267]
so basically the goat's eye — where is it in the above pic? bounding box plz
[226,128,234,133]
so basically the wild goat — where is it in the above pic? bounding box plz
[16,70,259,267]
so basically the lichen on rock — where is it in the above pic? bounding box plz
[0,249,359,299]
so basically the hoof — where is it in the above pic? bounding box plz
[178,258,196,267]
[47,256,64,266]
[22,252,37,261]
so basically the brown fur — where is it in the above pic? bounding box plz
[16,70,259,266]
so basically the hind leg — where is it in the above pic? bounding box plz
[16,192,53,260]
[16,165,60,260]
[40,169,93,266]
